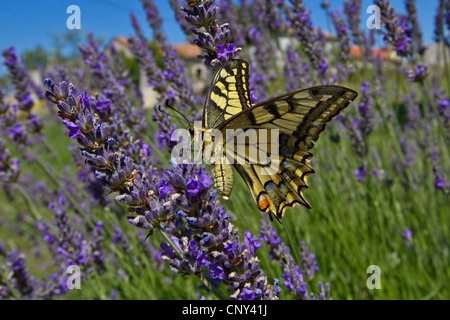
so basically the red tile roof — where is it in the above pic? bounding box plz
[350,46,389,59]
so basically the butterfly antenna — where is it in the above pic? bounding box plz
[158,99,192,128]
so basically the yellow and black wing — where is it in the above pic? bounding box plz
[202,60,252,199]
[202,59,358,221]
[202,59,252,129]
[218,85,358,221]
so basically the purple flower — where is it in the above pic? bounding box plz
[284,45,313,91]
[354,165,368,182]
[2,47,37,112]
[435,176,446,189]
[112,225,131,253]
[244,230,262,256]
[431,75,450,141]
[26,114,44,133]
[20,93,34,111]
[318,59,329,73]
[287,0,329,80]
[186,177,202,194]
[356,81,374,137]
[9,123,28,144]
[182,0,241,67]
[402,229,413,239]
[404,64,428,83]
[431,147,449,194]
[63,120,83,140]
[437,97,449,115]
[94,98,112,118]
[399,137,415,167]
[140,0,166,44]
[282,265,307,297]
[330,8,354,78]
[300,240,319,280]
[375,0,413,57]
[3,250,39,298]
[402,229,413,248]
[209,262,225,280]
[216,43,239,62]
[240,287,256,300]
[406,0,424,55]
[158,180,173,199]
[361,81,371,92]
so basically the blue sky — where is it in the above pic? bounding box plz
[0,0,440,57]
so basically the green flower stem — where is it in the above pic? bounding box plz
[14,183,42,221]
[283,221,302,267]
[38,138,59,160]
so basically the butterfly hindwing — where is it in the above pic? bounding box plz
[234,159,313,222]
[225,130,315,221]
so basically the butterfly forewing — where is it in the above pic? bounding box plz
[217,86,358,136]
[203,60,252,129]
[203,59,358,221]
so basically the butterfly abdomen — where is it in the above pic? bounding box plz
[212,163,234,199]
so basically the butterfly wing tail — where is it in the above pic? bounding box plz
[234,152,315,222]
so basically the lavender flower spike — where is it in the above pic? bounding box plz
[182,0,241,68]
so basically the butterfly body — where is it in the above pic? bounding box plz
[201,59,358,221]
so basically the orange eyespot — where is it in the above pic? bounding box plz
[258,194,270,212]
